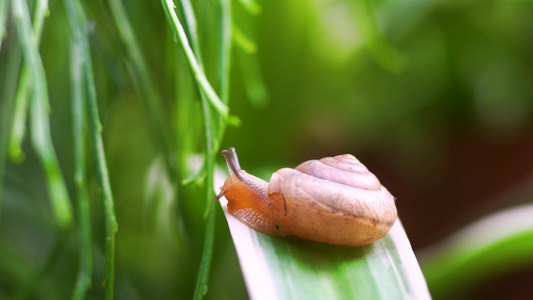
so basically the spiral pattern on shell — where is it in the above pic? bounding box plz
[296,154,381,190]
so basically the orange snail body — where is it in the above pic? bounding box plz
[216,148,398,247]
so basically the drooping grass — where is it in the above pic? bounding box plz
[69,41,92,300]
[63,1,118,298]
[0,0,9,51]
[0,0,17,222]
[161,0,232,298]
[8,0,48,164]
[161,0,229,119]
[4,0,234,297]
[11,0,73,228]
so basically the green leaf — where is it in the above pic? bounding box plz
[419,204,533,299]
[214,170,431,299]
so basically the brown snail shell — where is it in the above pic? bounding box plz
[216,148,397,246]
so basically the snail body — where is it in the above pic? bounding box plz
[216,148,397,247]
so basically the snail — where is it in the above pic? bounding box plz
[216,148,397,246]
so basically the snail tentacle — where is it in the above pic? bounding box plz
[228,147,241,170]
[221,149,243,180]
[217,149,243,200]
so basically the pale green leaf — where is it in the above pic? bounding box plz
[419,203,533,299]
[214,169,431,299]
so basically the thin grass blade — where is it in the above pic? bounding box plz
[64,0,118,298]
[12,0,73,228]
[0,6,22,221]
[0,0,8,51]
[161,0,229,118]
[69,40,92,300]
[9,0,49,163]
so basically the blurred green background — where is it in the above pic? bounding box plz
[1,0,533,299]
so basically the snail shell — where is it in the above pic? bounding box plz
[216,148,397,246]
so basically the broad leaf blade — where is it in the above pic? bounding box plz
[215,171,431,300]
[419,204,533,299]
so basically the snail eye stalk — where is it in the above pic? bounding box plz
[221,149,243,180]
[228,147,241,170]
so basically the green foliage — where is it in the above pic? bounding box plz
[420,204,533,299]
[1,0,533,299]
[1,0,235,298]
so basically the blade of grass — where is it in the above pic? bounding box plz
[164,0,231,297]
[195,76,217,300]
[175,0,233,207]
[215,0,232,144]
[220,0,232,104]
[173,1,217,298]
[0,84,11,222]
[64,0,118,298]
[69,40,93,300]
[193,172,216,299]
[161,0,229,118]
[178,0,199,54]
[11,0,73,228]
[0,0,8,51]
[9,0,49,163]
[0,0,8,52]
[193,101,216,300]
[8,72,29,163]
[0,13,22,222]
[175,0,214,197]
[173,51,201,186]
